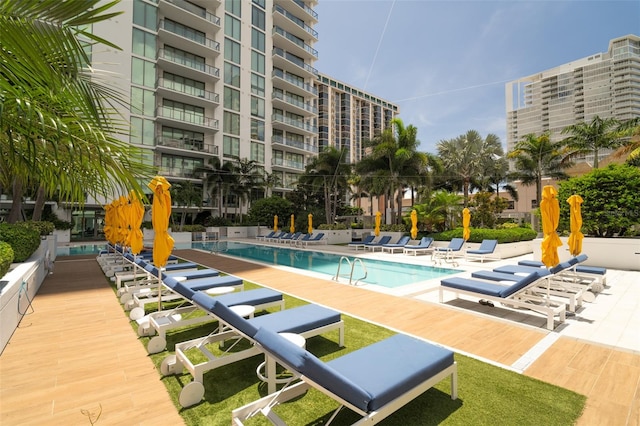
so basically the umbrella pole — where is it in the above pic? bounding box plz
[157,268,163,312]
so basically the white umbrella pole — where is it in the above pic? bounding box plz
[157,268,164,312]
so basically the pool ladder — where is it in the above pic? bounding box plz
[333,256,367,286]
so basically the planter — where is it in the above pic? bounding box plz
[532,237,640,271]
[53,229,70,244]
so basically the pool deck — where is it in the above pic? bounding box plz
[1,241,639,425]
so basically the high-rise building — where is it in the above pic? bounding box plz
[90,0,321,215]
[316,74,399,164]
[505,34,640,163]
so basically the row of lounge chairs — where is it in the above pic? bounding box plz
[96,244,459,422]
[256,231,326,246]
[439,254,607,330]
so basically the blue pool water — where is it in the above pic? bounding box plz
[185,241,459,288]
[58,241,460,288]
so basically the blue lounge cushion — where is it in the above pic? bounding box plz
[435,238,465,252]
[163,269,219,280]
[467,239,498,255]
[576,265,606,275]
[404,237,433,249]
[177,276,243,297]
[382,236,411,248]
[249,304,341,335]
[442,271,543,298]
[214,288,282,307]
[471,270,520,282]
[365,236,391,246]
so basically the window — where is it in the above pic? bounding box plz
[250,96,265,118]
[252,6,265,30]
[224,86,240,111]
[163,72,205,97]
[130,117,155,146]
[251,73,265,96]
[224,14,241,40]
[133,0,156,30]
[251,28,265,52]
[131,58,155,88]
[531,199,538,208]
[224,38,241,63]
[131,87,155,116]
[251,51,265,74]
[507,200,515,210]
[223,135,240,157]
[224,62,240,87]
[250,142,265,163]
[132,28,156,59]
[223,111,240,135]
[252,0,265,9]
[251,119,264,141]
[225,0,241,17]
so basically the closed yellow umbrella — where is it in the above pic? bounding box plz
[103,203,115,245]
[462,208,471,241]
[273,215,278,232]
[116,195,128,245]
[374,211,381,237]
[410,209,418,240]
[148,176,175,268]
[567,194,584,256]
[307,213,313,235]
[126,191,145,255]
[290,214,295,233]
[540,185,562,267]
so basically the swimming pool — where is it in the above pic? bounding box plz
[58,241,460,288]
[185,241,459,288]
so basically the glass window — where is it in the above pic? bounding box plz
[224,38,241,63]
[162,72,205,97]
[223,135,240,157]
[252,0,265,8]
[223,111,240,135]
[132,28,156,58]
[224,62,240,87]
[224,14,241,40]
[252,6,265,30]
[130,117,155,146]
[250,119,264,141]
[250,96,265,118]
[131,87,155,116]
[251,73,265,96]
[133,0,157,30]
[224,86,240,111]
[251,28,265,52]
[131,57,155,88]
[250,142,265,163]
[225,0,241,16]
[251,51,265,74]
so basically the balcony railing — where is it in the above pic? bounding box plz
[273,48,318,75]
[272,69,317,95]
[272,134,317,153]
[159,19,221,52]
[271,158,305,171]
[272,113,317,133]
[163,0,221,26]
[155,136,218,154]
[293,0,318,19]
[157,106,219,129]
[157,48,220,78]
[156,77,219,103]
[273,26,318,57]
[273,4,318,39]
[272,91,316,114]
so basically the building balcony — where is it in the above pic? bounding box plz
[157,48,220,82]
[158,0,221,34]
[291,0,318,22]
[155,136,218,157]
[272,69,317,97]
[273,26,317,61]
[273,47,318,78]
[158,19,221,58]
[156,106,219,132]
[271,134,317,155]
[272,113,317,135]
[156,77,219,108]
[271,158,305,172]
[273,4,318,42]
[271,91,316,116]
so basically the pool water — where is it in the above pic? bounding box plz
[185,241,459,288]
[58,241,460,288]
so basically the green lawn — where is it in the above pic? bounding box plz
[131,281,585,425]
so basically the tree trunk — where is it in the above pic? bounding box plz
[7,178,24,223]
[32,185,46,221]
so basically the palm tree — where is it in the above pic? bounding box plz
[437,130,502,207]
[234,158,263,223]
[507,133,571,206]
[172,181,202,230]
[0,0,152,223]
[613,117,640,165]
[196,156,235,218]
[561,115,626,168]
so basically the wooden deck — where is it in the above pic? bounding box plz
[1,250,638,425]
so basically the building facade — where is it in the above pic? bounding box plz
[505,34,640,161]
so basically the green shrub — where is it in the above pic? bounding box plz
[21,221,55,236]
[181,224,206,232]
[0,223,41,262]
[0,241,14,278]
[431,226,537,243]
[317,223,347,230]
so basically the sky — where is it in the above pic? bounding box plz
[313,0,640,154]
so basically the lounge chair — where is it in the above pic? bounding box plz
[518,254,607,287]
[256,231,276,240]
[465,239,498,263]
[265,231,285,243]
[113,255,199,289]
[348,235,375,251]
[141,275,284,354]
[232,327,457,425]
[160,295,345,407]
[440,269,566,330]
[380,235,411,253]
[297,232,325,247]
[403,237,434,256]
[363,235,392,252]
[278,231,301,243]
[432,238,465,265]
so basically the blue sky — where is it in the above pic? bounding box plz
[313,0,640,154]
